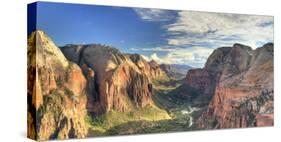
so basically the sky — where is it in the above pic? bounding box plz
[31,2,274,68]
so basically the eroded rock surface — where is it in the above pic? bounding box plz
[195,43,274,128]
[61,45,167,115]
[27,30,88,140]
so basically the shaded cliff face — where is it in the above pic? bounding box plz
[185,69,212,95]
[27,31,88,140]
[196,43,274,128]
[173,47,233,101]
[181,44,267,98]
[61,45,163,115]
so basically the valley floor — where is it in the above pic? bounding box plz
[86,78,207,137]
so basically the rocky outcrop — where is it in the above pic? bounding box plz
[27,30,88,140]
[176,46,233,100]
[61,45,158,115]
[196,43,274,128]
[181,44,268,97]
[148,60,167,79]
[128,54,168,80]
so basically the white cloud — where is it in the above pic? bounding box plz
[130,46,183,52]
[140,46,214,67]
[134,8,174,22]
[165,11,273,48]
[133,10,273,67]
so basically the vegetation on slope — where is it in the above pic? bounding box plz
[86,77,204,136]
[86,104,170,137]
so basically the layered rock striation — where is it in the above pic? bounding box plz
[194,43,274,128]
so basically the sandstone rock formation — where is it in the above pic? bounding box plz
[148,60,167,79]
[128,54,168,80]
[61,45,167,115]
[181,46,237,98]
[195,43,274,128]
[27,30,88,140]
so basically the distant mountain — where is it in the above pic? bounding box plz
[160,64,193,79]
[177,43,273,128]
[128,55,168,81]
[170,64,194,74]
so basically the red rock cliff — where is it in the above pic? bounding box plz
[196,43,274,128]
[61,45,165,115]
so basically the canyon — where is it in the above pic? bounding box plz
[28,30,274,140]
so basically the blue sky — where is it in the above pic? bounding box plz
[31,2,274,67]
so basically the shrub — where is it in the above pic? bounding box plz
[64,87,75,98]
[55,77,63,88]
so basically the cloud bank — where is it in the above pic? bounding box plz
[165,11,273,48]
[134,9,273,67]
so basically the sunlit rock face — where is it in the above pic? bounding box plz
[61,44,168,115]
[27,30,88,140]
[128,54,168,81]
[196,43,273,128]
